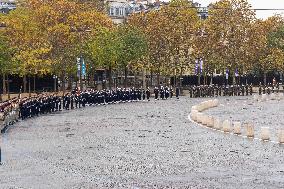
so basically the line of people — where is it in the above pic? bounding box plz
[258,82,282,95]
[1,86,181,130]
[188,84,253,98]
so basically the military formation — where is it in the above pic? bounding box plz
[0,98,19,131]
[258,82,281,95]
[0,86,181,131]
[188,84,253,98]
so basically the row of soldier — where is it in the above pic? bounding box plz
[1,86,180,126]
[189,84,253,98]
[62,88,152,110]
[0,98,19,130]
[258,83,282,95]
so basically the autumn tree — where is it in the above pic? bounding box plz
[203,0,256,85]
[251,16,284,84]
[0,35,14,100]
[1,7,51,94]
[128,0,199,86]
[87,28,120,89]
[116,25,148,88]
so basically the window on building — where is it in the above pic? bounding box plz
[110,8,114,16]
[116,8,119,15]
[119,8,123,16]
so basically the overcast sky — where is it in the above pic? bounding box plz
[197,0,284,19]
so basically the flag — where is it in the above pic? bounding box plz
[195,59,199,75]
[226,68,229,80]
[81,57,86,77]
[200,58,203,74]
[235,67,239,77]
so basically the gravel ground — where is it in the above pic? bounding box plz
[0,96,284,189]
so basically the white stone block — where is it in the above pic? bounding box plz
[190,110,198,121]
[213,99,219,107]
[260,127,270,141]
[206,116,214,127]
[277,93,284,100]
[261,94,267,101]
[191,106,198,112]
[196,112,204,123]
[213,118,221,130]
[201,114,208,125]
[245,123,254,137]
[233,122,242,135]
[270,93,276,100]
[253,95,259,101]
[278,130,284,143]
[222,120,231,132]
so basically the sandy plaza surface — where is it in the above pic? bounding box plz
[0,96,284,189]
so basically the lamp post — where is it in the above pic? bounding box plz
[53,75,57,92]
[79,56,83,91]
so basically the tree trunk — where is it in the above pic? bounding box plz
[198,73,201,86]
[7,75,10,100]
[179,68,182,88]
[142,68,146,90]
[157,72,160,87]
[28,76,31,97]
[90,71,95,88]
[67,74,72,90]
[60,72,66,95]
[33,75,36,93]
[108,65,112,90]
[150,69,153,87]
[264,72,267,85]
[134,71,137,88]
[2,73,6,95]
[124,66,128,88]
[23,75,27,93]
[54,77,57,92]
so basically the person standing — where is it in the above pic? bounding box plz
[154,87,159,100]
[175,87,180,99]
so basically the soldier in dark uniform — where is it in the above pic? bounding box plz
[175,87,180,99]
[70,94,74,109]
[154,87,159,100]
[245,84,249,96]
[259,82,262,95]
[165,86,169,99]
[241,85,245,96]
[267,85,271,94]
[170,87,173,98]
[276,83,280,93]
[142,89,146,101]
[160,87,165,100]
[146,88,151,101]
[262,84,266,94]
[249,84,253,95]
[189,86,193,98]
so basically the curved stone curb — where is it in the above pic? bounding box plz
[189,99,284,144]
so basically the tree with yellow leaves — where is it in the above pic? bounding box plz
[251,16,284,84]
[202,0,256,85]
[128,0,199,86]
[1,7,52,94]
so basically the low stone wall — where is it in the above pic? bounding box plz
[189,99,284,144]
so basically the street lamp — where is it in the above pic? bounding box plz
[53,75,57,92]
